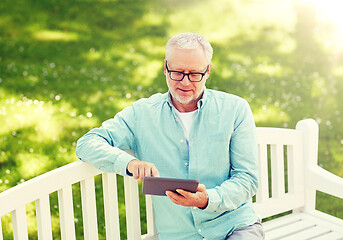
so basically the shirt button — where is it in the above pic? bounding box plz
[119,171,122,175]
[180,139,184,143]
[185,162,189,166]
[198,229,201,233]
[193,207,197,210]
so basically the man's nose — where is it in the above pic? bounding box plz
[180,74,192,86]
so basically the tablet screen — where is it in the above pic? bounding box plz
[142,177,199,196]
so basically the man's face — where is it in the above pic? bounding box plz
[164,46,211,112]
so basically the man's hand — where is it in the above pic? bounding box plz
[166,184,208,209]
[127,159,160,182]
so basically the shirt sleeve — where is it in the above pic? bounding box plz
[203,100,259,212]
[75,106,137,176]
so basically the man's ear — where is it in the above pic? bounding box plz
[205,63,212,80]
[207,63,212,76]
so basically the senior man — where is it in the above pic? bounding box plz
[76,32,264,240]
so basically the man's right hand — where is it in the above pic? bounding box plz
[127,159,160,182]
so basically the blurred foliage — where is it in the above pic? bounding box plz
[0,0,343,239]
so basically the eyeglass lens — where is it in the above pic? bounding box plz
[170,72,203,81]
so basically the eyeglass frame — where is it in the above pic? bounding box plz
[165,60,209,82]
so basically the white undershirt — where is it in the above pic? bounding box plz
[174,109,198,142]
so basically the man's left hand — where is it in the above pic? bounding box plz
[166,184,208,209]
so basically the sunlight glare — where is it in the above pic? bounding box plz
[308,0,343,44]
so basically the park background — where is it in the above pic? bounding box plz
[0,0,342,238]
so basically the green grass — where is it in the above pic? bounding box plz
[1,0,342,238]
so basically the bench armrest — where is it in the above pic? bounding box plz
[307,165,343,199]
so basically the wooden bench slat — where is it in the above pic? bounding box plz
[265,220,315,239]
[58,185,76,240]
[302,210,343,232]
[256,143,269,203]
[263,212,343,240]
[80,177,98,240]
[281,225,330,240]
[145,195,156,236]
[263,212,302,232]
[35,195,53,240]
[311,231,343,240]
[256,128,301,145]
[286,145,295,194]
[102,173,121,239]
[287,143,304,195]
[271,144,285,198]
[12,206,28,240]
[124,176,141,239]
[0,219,2,240]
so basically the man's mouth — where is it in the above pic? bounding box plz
[178,88,192,92]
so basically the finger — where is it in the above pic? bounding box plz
[197,184,206,192]
[176,189,193,198]
[146,166,153,176]
[141,166,151,182]
[133,167,139,180]
[151,166,160,177]
[139,167,146,182]
[166,191,182,205]
[167,195,179,205]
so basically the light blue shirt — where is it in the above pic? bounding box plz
[76,89,259,240]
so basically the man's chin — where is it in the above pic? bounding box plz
[175,96,194,105]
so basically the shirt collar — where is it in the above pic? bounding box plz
[197,87,207,109]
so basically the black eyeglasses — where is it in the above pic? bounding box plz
[165,60,209,82]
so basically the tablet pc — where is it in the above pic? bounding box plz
[142,177,199,196]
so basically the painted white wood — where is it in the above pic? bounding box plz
[276,225,330,240]
[265,220,316,239]
[102,173,121,240]
[141,234,159,240]
[0,161,101,216]
[312,231,343,240]
[263,213,302,232]
[124,176,141,239]
[80,177,98,240]
[256,128,299,145]
[12,206,28,240]
[256,143,269,203]
[263,212,343,239]
[35,195,53,240]
[58,185,76,240]
[288,143,305,215]
[307,165,343,199]
[254,192,304,219]
[286,143,304,195]
[296,119,318,212]
[0,219,3,240]
[304,210,343,232]
[145,195,156,236]
[270,144,285,198]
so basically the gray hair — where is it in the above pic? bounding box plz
[165,32,213,64]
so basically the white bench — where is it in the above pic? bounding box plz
[0,119,342,239]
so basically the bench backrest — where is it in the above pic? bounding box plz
[0,162,155,240]
[253,119,318,219]
[0,119,318,239]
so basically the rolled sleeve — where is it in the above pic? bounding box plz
[76,106,137,176]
